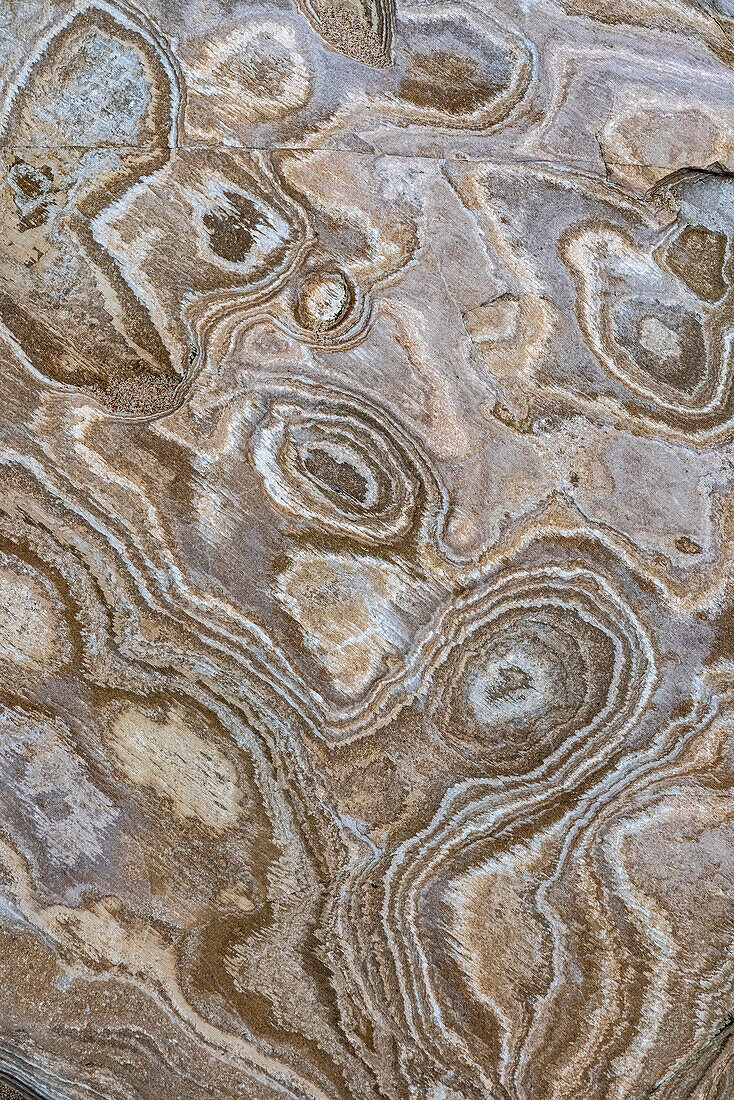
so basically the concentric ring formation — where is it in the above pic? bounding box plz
[0,2,733,1100]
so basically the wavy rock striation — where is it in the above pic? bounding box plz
[1,1,734,1099]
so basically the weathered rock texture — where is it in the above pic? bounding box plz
[1,1,734,1098]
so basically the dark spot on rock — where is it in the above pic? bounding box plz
[675,535,703,555]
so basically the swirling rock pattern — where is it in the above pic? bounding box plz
[1,2,734,1099]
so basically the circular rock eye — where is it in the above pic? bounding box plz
[252,388,441,546]
[424,570,653,778]
[441,608,614,773]
[294,271,353,332]
[254,408,419,544]
[611,297,707,395]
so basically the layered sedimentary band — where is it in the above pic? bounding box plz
[1,1,734,1099]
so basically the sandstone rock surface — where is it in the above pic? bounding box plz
[1,1,734,1098]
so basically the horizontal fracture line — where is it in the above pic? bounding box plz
[0,143,706,169]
